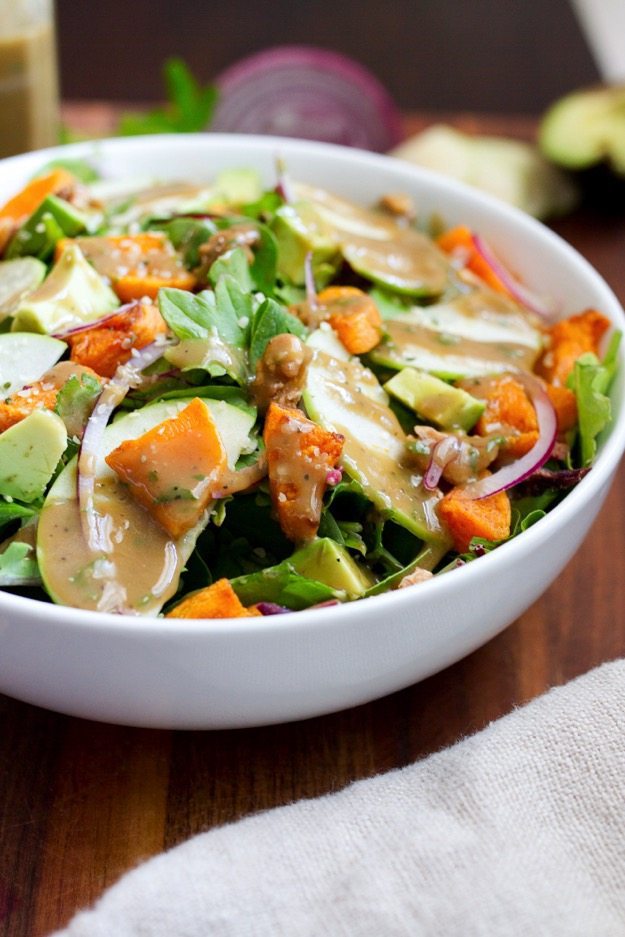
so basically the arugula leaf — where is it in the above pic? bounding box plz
[249,298,307,370]
[159,281,250,347]
[54,373,101,439]
[568,331,621,466]
[117,58,217,136]
[0,500,38,535]
[37,158,100,183]
[209,247,254,292]
[153,217,217,268]
[0,541,40,586]
[231,562,337,610]
[369,287,412,319]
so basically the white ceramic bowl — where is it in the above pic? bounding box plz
[1,134,624,728]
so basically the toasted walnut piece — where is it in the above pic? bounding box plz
[378,192,416,222]
[251,333,312,413]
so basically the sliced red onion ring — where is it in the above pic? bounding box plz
[423,435,462,491]
[304,252,318,308]
[471,234,559,321]
[462,372,557,500]
[213,46,403,152]
[77,340,168,554]
[52,301,143,340]
[275,154,294,204]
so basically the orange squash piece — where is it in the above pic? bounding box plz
[0,383,59,433]
[317,286,383,355]
[55,232,196,302]
[438,485,511,554]
[166,578,261,619]
[263,402,344,543]
[537,308,611,386]
[68,300,168,378]
[475,375,539,457]
[105,397,227,539]
[0,168,76,224]
[436,224,512,296]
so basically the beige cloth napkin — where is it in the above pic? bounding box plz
[53,659,625,937]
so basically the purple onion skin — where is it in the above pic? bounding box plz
[256,602,290,615]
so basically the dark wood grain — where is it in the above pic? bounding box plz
[2,108,625,937]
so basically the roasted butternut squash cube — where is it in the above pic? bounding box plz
[105,397,227,538]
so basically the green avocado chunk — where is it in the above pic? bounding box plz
[384,367,485,431]
[0,409,67,503]
[11,242,119,334]
[6,194,88,260]
[271,202,341,287]
[289,537,375,598]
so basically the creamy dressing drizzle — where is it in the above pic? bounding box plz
[307,351,445,541]
[38,475,189,613]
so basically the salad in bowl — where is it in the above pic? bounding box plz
[0,134,623,728]
[0,144,620,620]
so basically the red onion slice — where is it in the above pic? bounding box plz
[77,341,168,554]
[423,435,462,491]
[471,234,559,321]
[52,302,142,340]
[213,46,403,152]
[304,252,318,308]
[462,373,557,500]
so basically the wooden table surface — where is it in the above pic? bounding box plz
[2,107,625,936]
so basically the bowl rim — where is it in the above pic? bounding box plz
[1,131,625,638]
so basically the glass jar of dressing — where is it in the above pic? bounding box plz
[0,0,60,158]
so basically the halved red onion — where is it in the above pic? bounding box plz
[213,46,403,152]
[52,301,142,340]
[423,435,462,491]
[77,341,168,554]
[471,234,559,320]
[462,372,557,500]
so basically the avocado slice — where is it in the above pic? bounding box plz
[539,85,625,175]
[369,286,544,380]
[0,332,66,399]
[0,257,47,319]
[6,195,88,261]
[0,409,67,503]
[292,182,451,298]
[303,344,449,544]
[289,537,375,597]
[384,367,485,431]
[37,396,256,614]
[11,243,119,334]
[271,202,342,287]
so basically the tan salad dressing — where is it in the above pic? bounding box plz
[0,2,60,158]
[38,477,188,613]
